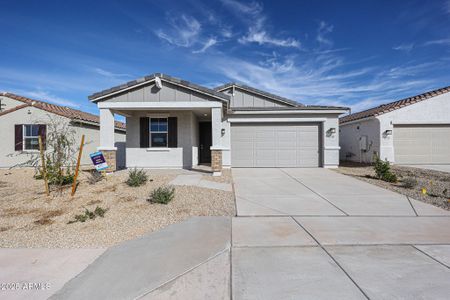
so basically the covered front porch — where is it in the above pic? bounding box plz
[98,101,228,176]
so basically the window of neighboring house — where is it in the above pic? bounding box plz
[23,124,40,151]
[150,118,168,147]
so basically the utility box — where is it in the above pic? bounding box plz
[359,135,368,151]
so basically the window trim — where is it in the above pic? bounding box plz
[149,117,168,148]
[22,124,41,152]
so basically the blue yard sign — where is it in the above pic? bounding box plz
[90,151,108,171]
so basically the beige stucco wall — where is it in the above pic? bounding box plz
[0,106,125,168]
[125,110,198,168]
[377,92,450,163]
[340,92,450,164]
[339,118,380,163]
[0,96,24,111]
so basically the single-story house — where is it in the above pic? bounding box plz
[0,92,126,168]
[339,86,450,164]
[88,73,348,175]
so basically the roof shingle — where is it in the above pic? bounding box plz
[88,73,230,102]
[1,92,126,130]
[340,85,450,124]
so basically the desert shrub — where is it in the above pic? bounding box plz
[373,156,397,183]
[19,117,78,190]
[67,206,107,224]
[401,177,418,189]
[87,170,103,185]
[126,168,148,187]
[94,206,107,217]
[148,185,175,204]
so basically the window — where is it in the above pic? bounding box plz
[23,124,40,151]
[150,118,168,147]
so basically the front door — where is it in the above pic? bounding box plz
[199,122,212,164]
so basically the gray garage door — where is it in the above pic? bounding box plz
[231,123,320,167]
[394,124,450,164]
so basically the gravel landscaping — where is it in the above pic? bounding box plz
[334,162,450,210]
[0,168,235,248]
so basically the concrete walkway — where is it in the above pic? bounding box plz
[0,248,104,300]
[232,168,450,300]
[170,174,232,191]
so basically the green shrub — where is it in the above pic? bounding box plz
[94,206,107,217]
[148,185,175,204]
[401,177,418,189]
[126,168,148,187]
[373,156,397,183]
[67,206,107,224]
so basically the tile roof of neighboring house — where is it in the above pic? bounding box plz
[214,82,302,107]
[230,106,349,111]
[0,92,126,130]
[340,85,450,124]
[88,73,231,102]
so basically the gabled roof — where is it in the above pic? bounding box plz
[88,73,231,102]
[340,85,450,124]
[214,82,302,107]
[0,92,126,130]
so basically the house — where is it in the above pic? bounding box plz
[339,86,450,165]
[88,73,348,175]
[0,92,126,168]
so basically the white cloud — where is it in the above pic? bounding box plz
[221,0,300,48]
[193,38,218,53]
[155,14,201,47]
[220,0,263,16]
[239,28,300,48]
[210,51,437,113]
[423,38,450,46]
[92,67,132,79]
[316,21,334,46]
[20,90,80,108]
[392,43,414,52]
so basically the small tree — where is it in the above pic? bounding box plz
[19,116,78,191]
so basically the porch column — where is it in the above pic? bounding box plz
[98,108,117,171]
[210,107,223,176]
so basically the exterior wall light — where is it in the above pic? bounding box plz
[221,128,226,135]
[328,128,336,134]
[384,130,393,136]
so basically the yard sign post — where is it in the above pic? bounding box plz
[90,151,109,179]
[71,134,85,197]
[38,135,49,196]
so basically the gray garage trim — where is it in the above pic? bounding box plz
[394,124,450,164]
[231,123,321,167]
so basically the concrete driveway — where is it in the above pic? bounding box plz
[8,168,449,299]
[232,168,450,299]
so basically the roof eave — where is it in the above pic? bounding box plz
[215,83,301,107]
[89,73,230,103]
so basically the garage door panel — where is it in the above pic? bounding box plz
[394,125,450,164]
[231,123,320,167]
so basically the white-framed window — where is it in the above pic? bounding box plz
[23,124,40,151]
[150,118,168,147]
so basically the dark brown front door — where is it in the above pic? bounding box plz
[199,122,212,164]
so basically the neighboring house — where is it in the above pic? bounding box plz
[88,73,348,175]
[0,92,126,168]
[339,86,450,165]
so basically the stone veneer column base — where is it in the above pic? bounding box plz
[211,150,222,176]
[102,150,117,172]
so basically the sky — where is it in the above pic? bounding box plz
[0,0,449,117]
